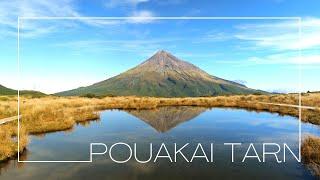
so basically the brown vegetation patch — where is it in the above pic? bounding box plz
[302,136,320,177]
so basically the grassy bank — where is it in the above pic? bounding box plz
[0,122,28,162]
[302,136,320,177]
[0,93,319,161]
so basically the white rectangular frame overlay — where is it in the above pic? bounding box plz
[17,16,303,163]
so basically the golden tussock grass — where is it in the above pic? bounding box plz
[0,122,28,161]
[302,136,320,177]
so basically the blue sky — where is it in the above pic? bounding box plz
[0,0,320,94]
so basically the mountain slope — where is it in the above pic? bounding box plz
[0,84,16,95]
[57,50,261,97]
[0,84,46,96]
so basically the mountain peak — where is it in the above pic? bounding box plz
[57,50,259,97]
[139,50,194,72]
[152,50,175,61]
[155,49,170,55]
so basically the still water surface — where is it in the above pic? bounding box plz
[0,107,319,179]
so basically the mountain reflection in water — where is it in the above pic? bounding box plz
[126,106,207,132]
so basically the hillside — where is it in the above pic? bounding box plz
[0,84,46,96]
[57,50,262,97]
[0,85,16,95]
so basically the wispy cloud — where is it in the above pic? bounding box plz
[79,10,156,27]
[234,18,320,51]
[104,0,155,24]
[105,0,155,24]
[20,25,57,38]
[128,10,155,23]
[53,38,180,57]
[0,0,80,38]
[0,0,156,38]
[216,52,320,66]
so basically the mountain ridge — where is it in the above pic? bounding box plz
[0,84,46,96]
[0,84,16,95]
[56,50,262,97]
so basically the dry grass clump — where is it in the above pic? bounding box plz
[0,122,28,161]
[0,96,101,160]
[20,98,100,134]
[301,93,320,107]
[0,96,17,119]
[302,136,320,177]
[98,97,159,109]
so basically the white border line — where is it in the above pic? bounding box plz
[20,16,301,20]
[17,17,20,162]
[17,16,302,163]
[298,18,302,162]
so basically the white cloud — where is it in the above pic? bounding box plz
[79,19,124,27]
[79,10,155,27]
[0,0,80,38]
[0,0,155,38]
[105,0,155,24]
[235,18,320,51]
[128,10,155,23]
[131,10,153,17]
[215,51,320,67]
[21,25,58,38]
